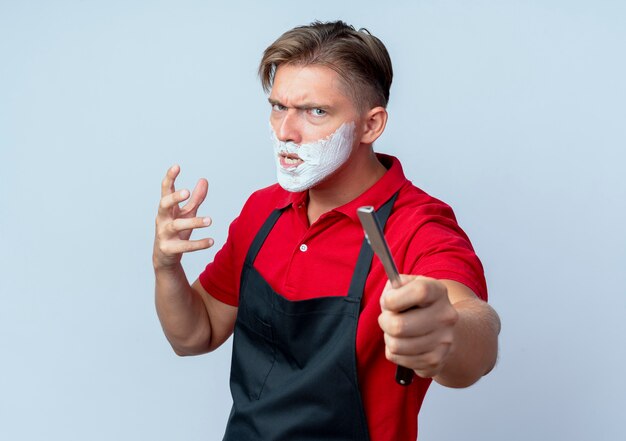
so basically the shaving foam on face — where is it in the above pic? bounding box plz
[271,122,356,192]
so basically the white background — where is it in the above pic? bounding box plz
[1,1,625,440]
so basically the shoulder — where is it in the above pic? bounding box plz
[392,182,459,229]
[229,183,297,244]
[239,183,293,220]
[390,181,487,300]
[370,154,462,234]
[388,181,477,263]
[375,154,457,223]
[198,183,293,304]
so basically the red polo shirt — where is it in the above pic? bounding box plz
[199,154,487,441]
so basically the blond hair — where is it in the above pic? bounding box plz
[259,20,393,110]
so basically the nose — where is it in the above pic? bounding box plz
[274,109,302,145]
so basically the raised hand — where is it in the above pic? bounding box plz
[153,165,213,271]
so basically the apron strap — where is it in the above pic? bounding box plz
[346,191,399,300]
[244,206,288,266]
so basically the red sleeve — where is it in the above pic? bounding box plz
[395,194,488,301]
[410,221,488,301]
[198,215,242,307]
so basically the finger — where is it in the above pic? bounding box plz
[158,189,190,215]
[384,333,429,357]
[180,178,208,216]
[386,346,451,379]
[158,238,214,255]
[166,216,212,234]
[382,274,416,292]
[380,274,415,308]
[161,164,181,197]
[381,276,443,312]
[383,328,450,356]
[378,308,432,338]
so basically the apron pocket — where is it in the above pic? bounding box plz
[235,315,276,401]
[253,317,275,400]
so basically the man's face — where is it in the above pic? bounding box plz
[269,64,363,191]
[269,64,360,145]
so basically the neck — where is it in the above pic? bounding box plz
[307,147,386,224]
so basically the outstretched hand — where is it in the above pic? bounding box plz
[153,165,213,271]
[378,275,459,379]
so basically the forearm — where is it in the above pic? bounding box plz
[433,298,500,388]
[154,264,212,356]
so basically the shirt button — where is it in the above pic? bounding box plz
[299,244,308,252]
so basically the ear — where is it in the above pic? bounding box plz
[358,106,388,145]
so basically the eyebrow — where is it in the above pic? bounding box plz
[267,98,330,111]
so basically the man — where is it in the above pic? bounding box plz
[153,21,500,440]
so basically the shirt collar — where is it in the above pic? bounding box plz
[273,154,408,219]
[334,154,407,223]
[273,185,307,210]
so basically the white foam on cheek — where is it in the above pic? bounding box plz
[270,122,356,192]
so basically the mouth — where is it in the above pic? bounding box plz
[278,152,304,169]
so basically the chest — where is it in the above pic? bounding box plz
[254,207,364,300]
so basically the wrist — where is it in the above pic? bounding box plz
[153,256,182,275]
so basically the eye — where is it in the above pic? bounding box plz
[272,103,287,112]
[310,108,326,117]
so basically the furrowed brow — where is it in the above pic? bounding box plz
[268,98,329,111]
[297,103,329,111]
[268,98,281,106]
